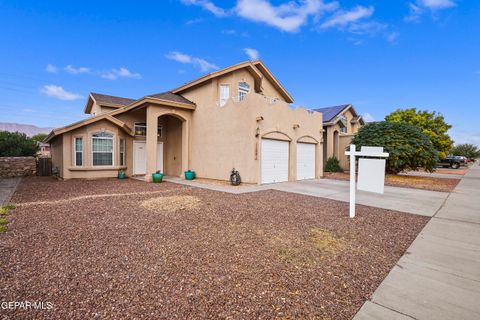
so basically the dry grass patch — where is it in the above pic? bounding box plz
[277,228,346,267]
[140,195,202,212]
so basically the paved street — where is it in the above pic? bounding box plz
[354,164,480,320]
[0,177,20,206]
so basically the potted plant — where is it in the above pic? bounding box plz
[152,170,164,183]
[117,170,126,180]
[184,170,195,180]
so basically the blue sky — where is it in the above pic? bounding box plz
[0,0,478,145]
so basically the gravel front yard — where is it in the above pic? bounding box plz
[0,177,429,319]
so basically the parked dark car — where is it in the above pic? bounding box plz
[437,155,465,169]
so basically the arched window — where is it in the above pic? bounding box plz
[92,132,114,166]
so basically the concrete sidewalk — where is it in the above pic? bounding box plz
[354,164,480,320]
[0,177,21,206]
[271,179,447,217]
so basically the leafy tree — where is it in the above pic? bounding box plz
[385,108,453,159]
[351,121,438,174]
[324,157,343,172]
[450,144,480,160]
[0,131,39,157]
[31,133,48,142]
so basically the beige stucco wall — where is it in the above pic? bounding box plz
[50,136,64,177]
[180,68,323,183]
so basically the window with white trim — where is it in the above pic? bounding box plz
[119,139,125,166]
[238,82,250,102]
[92,132,114,166]
[219,84,230,107]
[74,137,83,166]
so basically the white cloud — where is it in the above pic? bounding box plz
[244,48,260,60]
[100,68,142,80]
[181,0,227,17]
[40,85,83,101]
[418,0,456,9]
[165,51,219,72]
[405,0,456,21]
[320,5,374,29]
[362,112,375,123]
[450,129,480,147]
[235,0,338,32]
[64,65,90,75]
[45,64,58,73]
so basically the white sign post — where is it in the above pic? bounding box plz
[345,145,389,218]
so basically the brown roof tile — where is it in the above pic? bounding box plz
[90,92,136,107]
[147,91,195,105]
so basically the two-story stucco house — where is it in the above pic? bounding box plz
[45,60,325,184]
[314,104,364,171]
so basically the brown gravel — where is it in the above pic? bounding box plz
[0,177,429,320]
[324,172,460,192]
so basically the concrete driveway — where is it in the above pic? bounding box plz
[271,178,449,217]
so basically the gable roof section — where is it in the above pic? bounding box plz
[84,92,136,114]
[146,91,195,106]
[314,104,351,123]
[171,60,294,103]
[44,114,133,143]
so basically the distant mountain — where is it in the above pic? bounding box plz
[0,123,53,136]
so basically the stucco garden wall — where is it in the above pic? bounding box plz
[0,157,36,177]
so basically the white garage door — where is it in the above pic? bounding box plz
[296,143,316,180]
[261,139,289,184]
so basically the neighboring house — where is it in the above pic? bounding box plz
[45,60,324,184]
[38,142,51,157]
[313,104,364,171]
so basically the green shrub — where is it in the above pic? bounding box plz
[0,218,7,225]
[351,121,438,174]
[3,204,16,210]
[0,131,39,157]
[0,225,6,233]
[324,157,343,172]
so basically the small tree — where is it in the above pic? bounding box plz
[324,157,343,172]
[0,131,39,157]
[31,133,48,142]
[351,121,438,174]
[385,108,453,159]
[450,144,480,160]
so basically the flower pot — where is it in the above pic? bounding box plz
[152,172,164,183]
[184,171,195,180]
[117,172,126,179]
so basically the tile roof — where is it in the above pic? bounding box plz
[147,91,195,106]
[313,104,351,123]
[90,92,136,107]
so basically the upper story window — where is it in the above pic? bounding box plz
[134,123,163,137]
[238,82,250,102]
[339,115,348,134]
[219,84,230,107]
[74,137,83,166]
[92,132,114,166]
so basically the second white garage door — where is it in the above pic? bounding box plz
[296,143,316,180]
[261,139,289,184]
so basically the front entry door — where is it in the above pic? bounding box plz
[133,141,147,175]
[133,141,164,175]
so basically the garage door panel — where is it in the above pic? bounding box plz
[261,139,289,184]
[297,143,315,180]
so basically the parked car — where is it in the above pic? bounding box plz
[437,155,464,169]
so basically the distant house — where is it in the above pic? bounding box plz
[314,104,364,171]
[37,141,50,157]
[45,60,325,183]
